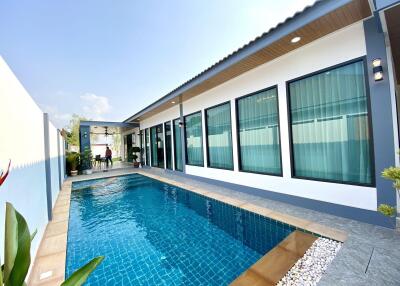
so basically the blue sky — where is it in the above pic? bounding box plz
[0,0,314,128]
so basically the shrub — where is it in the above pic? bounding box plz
[66,152,80,172]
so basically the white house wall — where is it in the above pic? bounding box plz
[140,22,377,211]
[0,56,66,260]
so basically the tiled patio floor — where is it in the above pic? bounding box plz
[29,167,400,285]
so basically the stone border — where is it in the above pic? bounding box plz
[28,180,72,286]
[231,231,318,286]
[28,169,348,285]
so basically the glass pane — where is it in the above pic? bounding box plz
[165,122,172,169]
[151,127,158,166]
[156,124,164,168]
[123,135,127,161]
[145,129,150,166]
[237,87,281,174]
[185,112,204,166]
[126,134,133,162]
[140,131,144,164]
[288,61,373,184]
[206,103,233,169]
[173,119,183,171]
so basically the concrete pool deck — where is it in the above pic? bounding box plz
[29,168,400,285]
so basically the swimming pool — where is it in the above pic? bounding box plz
[66,174,295,285]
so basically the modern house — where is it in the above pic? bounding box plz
[80,0,400,227]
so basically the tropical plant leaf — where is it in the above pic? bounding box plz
[4,202,18,283]
[0,258,3,286]
[0,160,11,187]
[61,256,104,286]
[31,229,37,242]
[5,203,31,286]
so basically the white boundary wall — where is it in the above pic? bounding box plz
[0,56,66,259]
[140,22,377,211]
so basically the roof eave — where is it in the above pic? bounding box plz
[124,0,358,123]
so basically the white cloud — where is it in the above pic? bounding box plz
[40,92,112,128]
[39,104,72,128]
[80,93,112,120]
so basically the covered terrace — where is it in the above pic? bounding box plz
[79,120,140,172]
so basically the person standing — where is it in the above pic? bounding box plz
[105,146,113,167]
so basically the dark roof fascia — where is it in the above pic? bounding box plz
[374,0,400,11]
[124,0,354,123]
[80,120,138,128]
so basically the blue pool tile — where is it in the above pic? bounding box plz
[66,174,294,285]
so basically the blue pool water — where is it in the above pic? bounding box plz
[66,174,294,285]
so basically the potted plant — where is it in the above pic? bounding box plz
[81,147,93,175]
[132,146,141,168]
[66,152,80,176]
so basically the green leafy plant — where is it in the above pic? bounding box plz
[66,152,80,172]
[132,147,141,167]
[0,162,104,285]
[132,147,141,162]
[378,204,396,217]
[379,164,400,218]
[80,147,93,170]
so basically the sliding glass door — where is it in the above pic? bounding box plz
[288,60,373,185]
[165,121,172,169]
[140,130,144,164]
[237,87,281,175]
[173,119,183,171]
[126,133,133,162]
[151,124,164,168]
[145,129,150,166]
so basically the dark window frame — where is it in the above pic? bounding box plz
[173,118,183,171]
[150,123,165,169]
[286,56,376,187]
[184,110,204,167]
[235,85,283,176]
[164,120,173,170]
[145,129,150,166]
[204,101,234,171]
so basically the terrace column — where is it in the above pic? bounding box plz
[364,17,397,227]
[57,129,62,190]
[79,126,91,152]
[179,99,186,173]
[43,113,52,220]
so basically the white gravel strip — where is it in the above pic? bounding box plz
[276,237,342,286]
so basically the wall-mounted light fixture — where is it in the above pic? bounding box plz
[372,58,383,81]
[179,121,184,128]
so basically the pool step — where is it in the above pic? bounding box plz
[230,230,317,286]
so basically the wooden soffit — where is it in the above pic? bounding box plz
[131,0,371,122]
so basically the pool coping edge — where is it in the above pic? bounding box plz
[28,169,348,285]
[138,171,348,243]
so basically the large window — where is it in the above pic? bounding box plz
[288,60,373,185]
[140,130,144,164]
[237,87,281,175]
[205,102,233,169]
[173,119,183,171]
[145,129,150,166]
[185,112,204,166]
[165,121,172,170]
[150,124,164,168]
